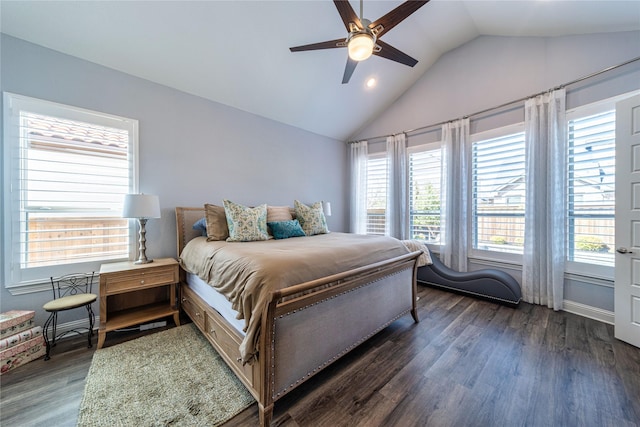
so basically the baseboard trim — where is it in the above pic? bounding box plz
[53,303,612,336]
[563,300,614,325]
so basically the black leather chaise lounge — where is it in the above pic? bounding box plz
[416,249,522,306]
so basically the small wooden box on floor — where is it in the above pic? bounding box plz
[98,258,180,348]
[0,311,45,374]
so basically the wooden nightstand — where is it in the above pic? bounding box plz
[97,258,180,348]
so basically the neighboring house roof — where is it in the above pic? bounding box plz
[483,174,614,205]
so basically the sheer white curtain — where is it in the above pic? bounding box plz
[440,119,470,271]
[523,89,566,310]
[349,140,368,234]
[386,133,408,239]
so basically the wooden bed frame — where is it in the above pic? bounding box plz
[175,207,421,426]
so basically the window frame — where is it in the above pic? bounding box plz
[3,92,139,291]
[564,91,638,279]
[469,122,525,265]
[408,141,443,244]
[365,152,388,235]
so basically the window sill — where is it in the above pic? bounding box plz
[5,279,56,296]
[468,249,523,267]
[564,272,614,288]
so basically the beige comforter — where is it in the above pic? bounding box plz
[179,232,409,363]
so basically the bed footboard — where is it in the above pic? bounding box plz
[271,267,414,397]
[258,251,420,425]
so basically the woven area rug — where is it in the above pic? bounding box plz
[77,324,254,426]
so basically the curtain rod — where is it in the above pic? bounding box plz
[348,55,640,144]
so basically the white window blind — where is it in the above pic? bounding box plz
[366,156,387,235]
[3,93,138,287]
[472,131,526,254]
[409,145,442,242]
[567,109,615,267]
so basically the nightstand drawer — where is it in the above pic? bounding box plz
[103,266,177,294]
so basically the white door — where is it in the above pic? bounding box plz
[614,94,640,348]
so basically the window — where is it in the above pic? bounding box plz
[567,108,616,268]
[472,127,526,256]
[408,143,442,243]
[3,93,138,288]
[366,155,387,235]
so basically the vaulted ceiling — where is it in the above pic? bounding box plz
[2,1,639,141]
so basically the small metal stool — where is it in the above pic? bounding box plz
[43,272,97,360]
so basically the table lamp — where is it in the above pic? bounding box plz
[123,194,161,264]
[323,201,332,217]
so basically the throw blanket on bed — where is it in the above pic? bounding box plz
[179,232,410,364]
[401,240,433,267]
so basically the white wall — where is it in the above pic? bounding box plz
[353,31,640,318]
[0,34,348,325]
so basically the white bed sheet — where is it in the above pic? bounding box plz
[186,272,246,335]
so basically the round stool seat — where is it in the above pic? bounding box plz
[43,293,98,312]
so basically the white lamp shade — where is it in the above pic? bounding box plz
[122,194,161,219]
[323,201,332,217]
[348,33,374,61]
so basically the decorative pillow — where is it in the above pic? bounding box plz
[294,200,329,236]
[267,206,293,223]
[204,204,229,241]
[267,220,306,240]
[223,200,269,242]
[192,217,207,236]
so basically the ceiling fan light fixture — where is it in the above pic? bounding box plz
[348,33,375,61]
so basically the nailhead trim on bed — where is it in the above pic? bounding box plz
[269,269,409,398]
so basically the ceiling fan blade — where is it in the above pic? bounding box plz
[334,0,362,32]
[342,57,358,84]
[373,39,418,67]
[290,38,346,52]
[369,0,429,38]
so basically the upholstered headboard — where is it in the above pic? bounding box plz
[175,207,205,256]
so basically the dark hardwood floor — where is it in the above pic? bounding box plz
[2,285,639,427]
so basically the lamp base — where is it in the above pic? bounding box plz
[134,218,153,265]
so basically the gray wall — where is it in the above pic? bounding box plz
[0,34,348,326]
[353,31,640,318]
[353,32,640,144]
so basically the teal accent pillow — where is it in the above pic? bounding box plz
[267,220,306,239]
[294,200,329,236]
[223,200,269,242]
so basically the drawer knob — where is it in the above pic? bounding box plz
[196,312,200,317]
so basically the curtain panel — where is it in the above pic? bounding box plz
[386,133,408,239]
[349,140,368,234]
[523,89,567,310]
[441,119,470,272]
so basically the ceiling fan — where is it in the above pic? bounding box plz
[289,0,429,84]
